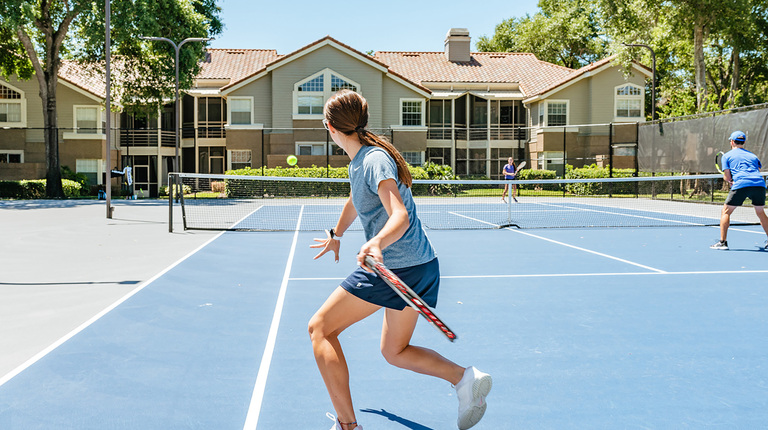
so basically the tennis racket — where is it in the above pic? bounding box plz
[714,151,725,174]
[515,161,527,172]
[363,255,457,342]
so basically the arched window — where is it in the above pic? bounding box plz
[615,84,644,119]
[293,69,360,118]
[0,83,25,126]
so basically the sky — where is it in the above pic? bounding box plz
[209,0,541,54]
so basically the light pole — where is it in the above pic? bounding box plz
[623,43,657,121]
[139,36,212,195]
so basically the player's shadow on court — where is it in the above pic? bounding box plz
[359,408,434,430]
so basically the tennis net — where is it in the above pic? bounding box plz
[170,172,767,231]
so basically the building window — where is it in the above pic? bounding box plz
[401,99,424,126]
[402,151,423,166]
[228,97,253,125]
[427,147,451,165]
[74,106,100,134]
[615,84,643,118]
[0,84,24,126]
[198,97,227,138]
[76,159,102,185]
[228,149,252,170]
[428,100,452,139]
[547,101,567,126]
[0,150,23,163]
[297,143,326,156]
[293,69,360,118]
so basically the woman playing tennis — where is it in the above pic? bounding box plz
[309,89,492,430]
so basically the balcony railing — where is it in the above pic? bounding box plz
[427,125,528,141]
[119,129,176,147]
[197,121,226,139]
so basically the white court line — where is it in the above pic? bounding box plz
[533,201,711,226]
[0,230,227,388]
[289,269,768,281]
[242,206,303,430]
[449,211,667,273]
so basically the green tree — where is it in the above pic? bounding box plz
[0,0,222,198]
[477,0,607,68]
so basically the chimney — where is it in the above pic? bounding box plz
[444,28,471,62]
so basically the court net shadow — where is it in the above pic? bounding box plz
[359,408,434,430]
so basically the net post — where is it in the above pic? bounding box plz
[608,123,614,197]
[507,180,513,226]
[179,176,187,231]
[168,173,174,233]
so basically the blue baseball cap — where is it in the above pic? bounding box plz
[729,131,746,142]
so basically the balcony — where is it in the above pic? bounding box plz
[120,129,176,147]
[427,125,528,141]
[197,121,226,139]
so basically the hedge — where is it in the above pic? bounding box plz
[564,164,637,195]
[0,179,82,199]
[222,163,460,197]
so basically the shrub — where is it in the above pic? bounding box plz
[0,181,25,198]
[564,164,637,195]
[0,179,81,199]
[61,165,89,196]
[159,184,192,197]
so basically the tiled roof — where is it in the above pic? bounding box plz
[197,49,281,82]
[58,61,107,98]
[55,44,641,101]
[532,55,612,98]
[54,49,281,99]
[373,51,574,97]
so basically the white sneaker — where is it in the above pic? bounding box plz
[455,366,492,430]
[326,412,363,430]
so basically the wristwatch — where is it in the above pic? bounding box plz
[329,228,337,239]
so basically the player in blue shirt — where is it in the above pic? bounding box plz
[711,131,768,250]
[501,157,518,203]
[310,90,492,430]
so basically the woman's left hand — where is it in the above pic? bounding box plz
[311,231,340,262]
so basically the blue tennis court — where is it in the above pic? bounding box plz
[1,222,767,429]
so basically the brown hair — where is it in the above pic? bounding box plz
[324,89,412,187]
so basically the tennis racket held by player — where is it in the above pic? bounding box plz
[363,255,457,342]
[715,151,725,174]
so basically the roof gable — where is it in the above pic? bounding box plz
[524,55,653,102]
[221,36,430,97]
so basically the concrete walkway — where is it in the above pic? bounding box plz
[0,199,219,379]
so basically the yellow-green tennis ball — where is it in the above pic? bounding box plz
[287,155,297,166]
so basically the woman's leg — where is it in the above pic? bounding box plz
[308,287,380,427]
[379,306,465,385]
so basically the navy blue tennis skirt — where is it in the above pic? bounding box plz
[340,257,440,310]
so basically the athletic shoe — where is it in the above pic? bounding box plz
[455,366,493,430]
[513,197,518,203]
[763,239,768,250]
[501,198,507,203]
[327,412,363,430]
[710,240,729,250]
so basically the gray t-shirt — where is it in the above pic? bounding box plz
[349,145,435,269]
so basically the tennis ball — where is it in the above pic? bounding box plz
[286,155,298,166]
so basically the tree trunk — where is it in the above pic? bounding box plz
[730,47,740,106]
[43,72,64,198]
[693,20,707,112]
